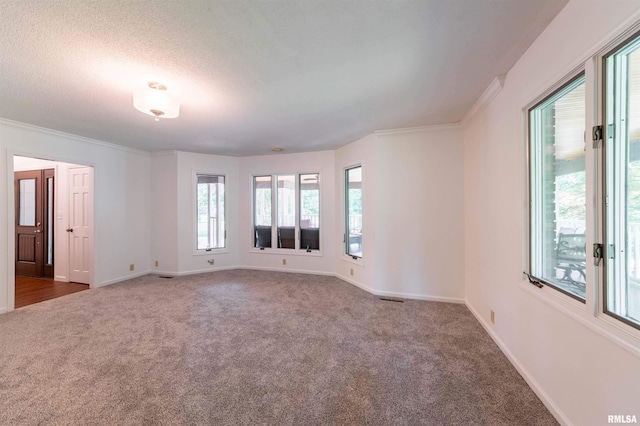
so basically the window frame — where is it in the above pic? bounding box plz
[526,71,587,303]
[344,164,363,260]
[521,21,640,352]
[299,173,321,252]
[193,171,228,255]
[250,171,322,256]
[602,29,640,331]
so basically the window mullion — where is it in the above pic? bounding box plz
[272,175,277,249]
[206,183,211,249]
[615,54,628,316]
[295,174,300,250]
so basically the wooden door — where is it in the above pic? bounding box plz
[15,170,44,276]
[68,167,92,284]
[15,169,55,278]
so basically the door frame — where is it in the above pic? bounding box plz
[43,168,55,278]
[6,150,96,312]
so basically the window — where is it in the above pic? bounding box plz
[253,173,320,251]
[604,32,640,329]
[254,176,272,248]
[300,174,320,251]
[196,174,225,250]
[345,166,362,258]
[528,74,586,301]
[524,24,640,340]
[277,175,295,248]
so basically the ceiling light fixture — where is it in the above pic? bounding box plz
[133,82,180,121]
[271,147,284,152]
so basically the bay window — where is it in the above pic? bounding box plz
[253,173,320,251]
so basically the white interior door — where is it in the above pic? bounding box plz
[68,167,93,284]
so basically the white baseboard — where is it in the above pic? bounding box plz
[97,270,151,287]
[376,288,465,304]
[150,266,334,278]
[335,274,464,303]
[154,266,239,277]
[465,302,571,426]
[238,265,335,276]
[0,306,7,314]
[335,273,375,294]
[152,270,176,276]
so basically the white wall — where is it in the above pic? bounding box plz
[150,152,179,273]
[239,150,336,275]
[93,142,150,286]
[463,1,640,425]
[333,129,466,302]
[374,126,465,302]
[13,156,87,282]
[0,119,151,313]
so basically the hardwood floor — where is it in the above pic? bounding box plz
[15,276,89,308]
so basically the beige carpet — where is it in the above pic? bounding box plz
[0,270,557,425]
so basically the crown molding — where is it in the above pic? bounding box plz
[460,75,505,127]
[150,150,178,157]
[0,117,150,156]
[374,122,462,137]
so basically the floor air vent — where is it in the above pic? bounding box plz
[379,297,404,303]
[159,276,174,279]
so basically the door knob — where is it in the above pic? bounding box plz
[34,229,41,233]
[66,228,73,232]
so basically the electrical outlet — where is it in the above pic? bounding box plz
[155,260,159,267]
[350,268,354,276]
[282,259,286,265]
[129,264,134,272]
[490,310,495,324]
[208,259,214,265]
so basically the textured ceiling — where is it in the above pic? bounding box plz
[0,0,568,156]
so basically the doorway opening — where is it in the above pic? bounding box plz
[13,156,94,308]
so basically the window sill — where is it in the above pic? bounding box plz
[341,254,364,266]
[518,279,640,358]
[193,248,230,256]
[249,248,323,257]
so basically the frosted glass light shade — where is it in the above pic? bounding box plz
[133,82,180,119]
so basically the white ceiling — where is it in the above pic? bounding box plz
[0,0,568,156]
